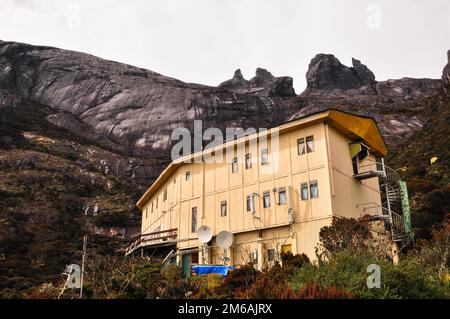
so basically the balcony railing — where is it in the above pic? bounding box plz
[125,228,177,256]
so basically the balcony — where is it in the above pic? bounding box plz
[353,157,386,180]
[125,228,177,256]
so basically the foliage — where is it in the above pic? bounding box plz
[295,282,353,299]
[159,264,191,299]
[317,217,373,257]
[85,255,162,299]
[288,249,449,299]
[281,251,310,275]
[219,264,260,297]
[389,95,450,239]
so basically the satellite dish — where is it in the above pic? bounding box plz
[216,231,234,249]
[198,225,212,243]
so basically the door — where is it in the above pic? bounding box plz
[181,253,191,278]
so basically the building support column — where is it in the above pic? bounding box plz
[291,228,298,255]
[199,244,210,265]
[257,239,264,271]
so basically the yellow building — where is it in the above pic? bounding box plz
[127,109,407,271]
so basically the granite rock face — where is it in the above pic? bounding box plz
[305,54,376,91]
[0,40,447,177]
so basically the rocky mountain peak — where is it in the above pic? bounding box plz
[352,58,376,86]
[249,67,275,87]
[218,68,249,89]
[306,53,376,91]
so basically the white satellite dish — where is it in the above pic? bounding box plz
[198,225,212,243]
[216,231,234,249]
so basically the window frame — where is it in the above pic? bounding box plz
[263,191,271,208]
[261,148,269,165]
[297,138,306,155]
[300,183,309,200]
[232,157,239,173]
[278,188,287,205]
[310,180,319,199]
[246,195,253,212]
[220,200,227,217]
[245,153,252,169]
[306,135,315,153]
[267,249,275,262]
[191,207,197,233]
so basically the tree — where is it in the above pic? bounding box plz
[318,217,372,257]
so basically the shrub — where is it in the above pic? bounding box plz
[295,282,353,299]
[219,264,260,298]
[159,264,190,299]
[289,250,449,299]
[281,252,310,274]
[318,217,372,256]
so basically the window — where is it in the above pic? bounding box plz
[232,157,238,173]
[185,171,191,181]
[278,188,287,205]
[267,249,275,262]
[145,207,148,219]
[301,183,309,200]
[261,148,269,165]
[221,200,227,217]
[163,188,167,201]
[245,153,252,169]
[306,135,315,153]
[263,191,271,208]
[151,202,153,214]
[191,207,197,233]
[156,197,158,208]
[297,138,305,155]
[191,252,199,264]
[246,195,254,212]
[310,181,319,198]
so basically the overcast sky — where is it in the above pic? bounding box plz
[1,0,449,92]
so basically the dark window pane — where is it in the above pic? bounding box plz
[267,249,275,262]
[245,153,252,169]
[261,149,269,165]
[297,138,305,155]
[191,207,197,232]
[278,189,286,205]
[246,195,253,212]
[263,191,270,208]
[306,136,315,153]
[221,201,227,217]
[301,183,309,200]
[232,157,238,173]
[310,181,319,198]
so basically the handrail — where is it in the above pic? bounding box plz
[125,228,178,256]
[361,158,401,184]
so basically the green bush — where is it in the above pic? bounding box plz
[288,250,449,299]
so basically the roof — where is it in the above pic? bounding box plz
[136,109,387,210]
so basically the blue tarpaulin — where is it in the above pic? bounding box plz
[191,265,236,276]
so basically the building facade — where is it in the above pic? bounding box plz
[130,110,395,270]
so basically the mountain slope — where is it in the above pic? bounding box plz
[0,40,442,160]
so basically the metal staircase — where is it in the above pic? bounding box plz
[356,159,412,244]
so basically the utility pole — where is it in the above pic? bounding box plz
[80,234,87,298]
